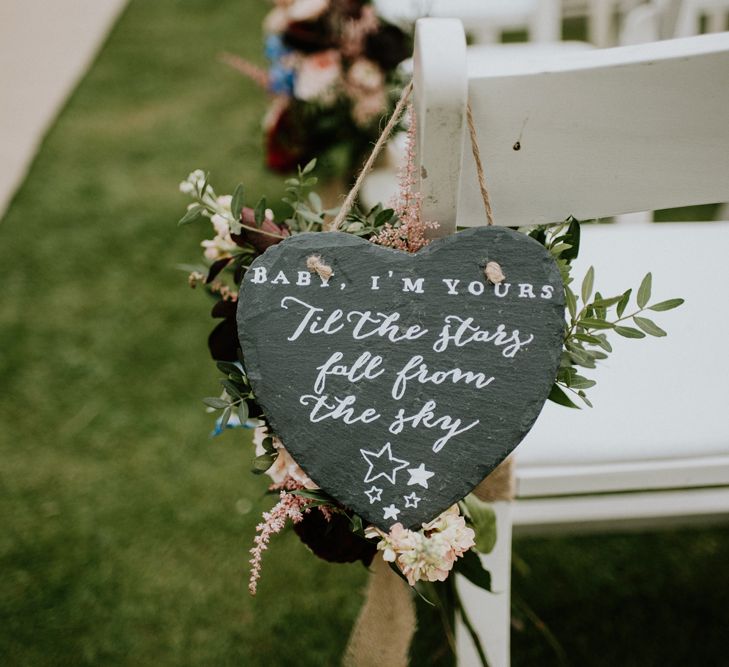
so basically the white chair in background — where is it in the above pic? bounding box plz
[563,0,645,46]
[373,0,562,43]
[620,0,729,44]
[675,0,729,35]
[412,18,729,666]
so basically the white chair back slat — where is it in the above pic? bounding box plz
[413,21,729,227]
[412,18,467,236]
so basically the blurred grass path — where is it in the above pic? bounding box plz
[0,0,128,218]
[0,2,364,665]
[0,2,728,666]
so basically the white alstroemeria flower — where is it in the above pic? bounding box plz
[179,169,206,195]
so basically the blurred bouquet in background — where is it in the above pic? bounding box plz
[222,0,411,174]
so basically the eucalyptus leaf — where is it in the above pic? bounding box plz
[178,205,205,226]
[649,298,684,312]
[569,375,597,389]
[577,391,593,408]
[290,488,336,503]
[615,325,646,339]
[548,383,580,409]
[216,361,241,376]
[455,549,493,592]
[238,401,249,423]
[633,316,667,337]
[577,318,614,330]
[565,288,577,319]
[301,159,317,175]
[374,208,395,226]
[252,453,276,474]
[462,495,498,554]
[592,294,623,308]
[567,350,596,369]
[308,191,323,213]
[616,289,632,317]
[637,272,652,309]
[561,217,581,261]
[221,379,243,399]
[297,208,324,224]
[594,334,612,353]
[557,365,577,383]
[593,290,606,320]
[202,397,229,409]
[573,333,602,346]
[231,183,245,220]
[199,172,210,198]
[349,513,364,534]
[581,266,595,304]
[220,406,232,427]
[254,197,267,226]
[549,242,572,257]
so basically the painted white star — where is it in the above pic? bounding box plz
[403,492,421,508]
[407,463,435,489]
[364,486,383,504]
[360,443,409,485]
[383,504,400,521]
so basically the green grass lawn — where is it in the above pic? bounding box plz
[1,1,728,665]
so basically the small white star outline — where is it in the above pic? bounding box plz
[360,442,409,485]
[407,463,435,489]
[403,492,421,508]
[364,486,383,504]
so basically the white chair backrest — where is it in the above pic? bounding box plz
[412,19,729,232]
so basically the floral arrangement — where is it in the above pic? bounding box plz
[177,109,683,663]
[222,0,411,173]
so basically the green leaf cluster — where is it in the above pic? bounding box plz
[339,202,399,237]
[528,219,684,408]
[282,159,338,232]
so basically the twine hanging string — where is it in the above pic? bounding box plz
[330,82,496,231]
[331,81,414,230]
[466,101,495,227]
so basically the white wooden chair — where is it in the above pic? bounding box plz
[411,18,729,666]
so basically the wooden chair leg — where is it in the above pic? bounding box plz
[456,502,513,667]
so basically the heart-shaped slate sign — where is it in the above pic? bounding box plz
[237,227,564,530]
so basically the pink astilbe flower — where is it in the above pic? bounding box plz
[372,107,438,252]
[248,477,310,595]
[219,52,270,90]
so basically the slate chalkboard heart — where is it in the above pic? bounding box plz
[237,227,564,531]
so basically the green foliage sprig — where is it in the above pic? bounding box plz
[338,202,400,237]
[530,218,684,408]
